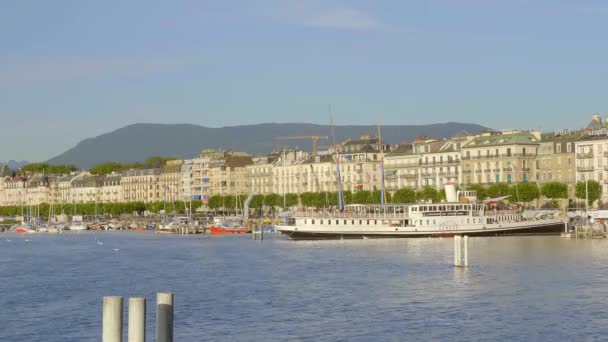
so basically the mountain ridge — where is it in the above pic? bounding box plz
[46,122,489,169]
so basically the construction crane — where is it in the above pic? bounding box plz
[275,135,328,156]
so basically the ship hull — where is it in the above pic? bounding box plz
[277,221,566,240]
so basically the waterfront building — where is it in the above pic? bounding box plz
[537,130,580,190]
[0,176,27,206]
[461,130,540,186]
[384,143,417,191]
[207,153,253,196]
[121,168,161,203]
[191,149,225,203]
[25,174,50,205]
[159,160,183,203]
[574,114,608,201]
[70,174,103,204]
[414,136,465,189]
[100,173,123,203]
[246,154,281,195]
[180,159,193,201]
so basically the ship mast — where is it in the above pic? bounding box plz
[377,117,386,205]
[330,106,344,211]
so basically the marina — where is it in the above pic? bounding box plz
[2,232,608,341]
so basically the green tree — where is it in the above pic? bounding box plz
[487,183,512,199]
[510,182,540,203]
[541,182,568,199]
[466,184,487,200]
[392,188,416,203]
[285,193,300,207]
[207,195,223,209]
[263,193,280,208]
[89,162,127,175]
[576,180,601,206]
[21,163,76,175]
[416,187,439,203]
[352,190,372,204]
[249,194,265,209]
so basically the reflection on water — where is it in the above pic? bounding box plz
[1,233,608,341]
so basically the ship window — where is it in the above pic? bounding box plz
[312,219,315,224]
[344,220,347,225]
[320,220,323,224]
[352,220,355,225]
[374,220,377,224]
[360,220,363,225]
[304,219,307,224]
[367,220,370,225]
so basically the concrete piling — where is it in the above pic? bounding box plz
[103,296,123,342]
[128,297,146,342]
[454,235,469,267]
[156,292,174,342]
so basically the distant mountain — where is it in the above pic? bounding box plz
[46,122,489,169]
[0,160,28,170]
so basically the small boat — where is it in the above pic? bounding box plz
[69,223,87,231]
[15,226,36,234]
[209,217,248,235]
[209,226,248,235]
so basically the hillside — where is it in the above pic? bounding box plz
[46,122,488,169]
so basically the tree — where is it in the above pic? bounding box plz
[575,180,601,206]
[541,182,568,199]
[466,184,487,201]
[89,162,126,175]
[285,193,299,207]
[249,194,265,209]
[511,182,540,203]
[207,195,223,209]
[21,163,76,175]
[416,187,439,203]
[263,193,280,208]
[352,190,372,204]
[487,183,512,199]
[392,188,416,203]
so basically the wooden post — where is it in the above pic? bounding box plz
[260,225,264,241]
[103,296,123,342]
[156,292,173,342]
[128,297,146,342]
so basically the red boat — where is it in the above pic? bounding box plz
[209,226,248,235]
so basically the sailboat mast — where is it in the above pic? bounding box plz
[330,106,344,211]
[377,119,386,204]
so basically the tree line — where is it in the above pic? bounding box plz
[206,180,601,210]
[0,200,204,218]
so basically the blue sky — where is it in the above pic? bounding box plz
[1,0,606,161]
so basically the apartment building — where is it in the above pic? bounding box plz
[574,114,608,201]
[121,168,161,203]
[461,131,540,186]
[101,174,123,203]
[208,153,253,196]
[537,130,579,186]
[159,160,183,203]
[180,159,193,201]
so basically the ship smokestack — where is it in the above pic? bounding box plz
[445,182,457,202]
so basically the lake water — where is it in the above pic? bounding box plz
[1,232,608,341]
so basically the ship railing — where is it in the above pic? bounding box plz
[289,209,408,219]
[485,210,521,216]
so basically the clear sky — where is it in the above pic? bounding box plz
[1,0,606,162]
